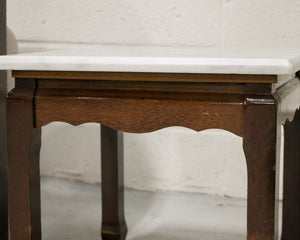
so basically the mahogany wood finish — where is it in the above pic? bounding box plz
[6,71,278,240]
[12,70,277,83]
[0,1,7,239]
[37,79,272,94]
[243,97,277,240]
[35,90,245,136]
[6,79,42,240]
[101,125,127,240]
[282,108,300,240]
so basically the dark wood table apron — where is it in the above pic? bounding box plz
[6,70,285,240]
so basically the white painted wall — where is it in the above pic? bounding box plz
[6,0,300,198]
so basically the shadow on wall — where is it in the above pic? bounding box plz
[7,27,18,92]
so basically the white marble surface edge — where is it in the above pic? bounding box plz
[0,45,300,76]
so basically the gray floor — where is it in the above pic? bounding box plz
[41,177,278,240]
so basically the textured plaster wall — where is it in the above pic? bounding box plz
[6,0,300,198]
[7,0,300,47]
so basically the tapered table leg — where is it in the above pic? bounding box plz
[6,79,42,240]
[101,125,127,240]
[243,97,276,240]
[281,108,300,240]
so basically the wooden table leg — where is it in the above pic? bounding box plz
[6,79,42,240]
[281,108,300,240]
[243,97,276,240]
[0,71,8,240]
[0,0,7,238]
[101,125,127,240]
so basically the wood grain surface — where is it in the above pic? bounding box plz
[243,97,277,240]
[37,79,272,94]
[6,75,279,240]
[282,108,300,240]
[12,70,277,83]
[0,1,7,239]
[6,79,42,240]
[101,125,127,240]
[35,90,245,136]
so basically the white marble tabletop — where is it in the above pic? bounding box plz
[0,45,300,76]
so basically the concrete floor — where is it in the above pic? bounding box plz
[41,177,280,240]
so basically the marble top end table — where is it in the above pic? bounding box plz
[0,46,299,240]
